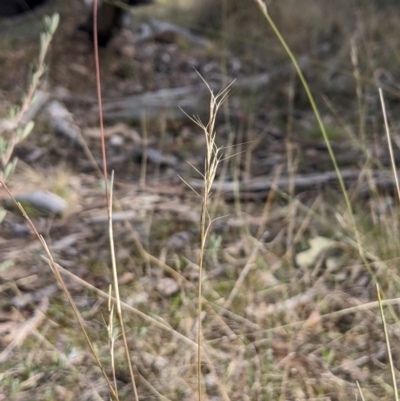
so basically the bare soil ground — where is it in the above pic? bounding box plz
[2,1,400,400]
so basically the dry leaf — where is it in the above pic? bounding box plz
[296,236,334,268]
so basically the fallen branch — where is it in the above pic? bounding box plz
[101,73,271,121]
[190,169,399,199]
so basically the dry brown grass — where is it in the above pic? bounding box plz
[3,1,400,400]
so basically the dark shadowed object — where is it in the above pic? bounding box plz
[78,0,153,47]
[0,0,48,17]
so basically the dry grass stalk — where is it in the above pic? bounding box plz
[180,74,233,400]
[108,171,140,400]
[376,284,399,401]
[379,88,400,201]
[0,180,120,401]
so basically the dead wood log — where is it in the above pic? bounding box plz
[46,100,84,146]
[100,55,311,123]
[189,169,399,199]
[133,18,209,47]
[101,72,271,122]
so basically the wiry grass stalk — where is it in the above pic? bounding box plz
[252,0,381,297]
[92,0,139,396]
[107,287,118,394]
[356,381,367,401]
[45,257,233,401]
[0,11,122,400]
[350,39,366,143]
[92,0,109,203]
[0,180,120,401]
[181,75,233,400]
[252,0,354,227]
[140,111,148,190]
[108,171,139,401]
[376,284,399,401]
[379,89,400,400]
[252,4,400,396]
[379,88,400,201]
[197,90,223,400]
